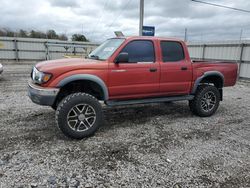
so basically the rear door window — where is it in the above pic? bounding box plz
[120,40,155,63]
[160,41,185,62]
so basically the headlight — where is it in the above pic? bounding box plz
[31,67,52,84]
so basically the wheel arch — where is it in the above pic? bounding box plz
[56,74,109,101]
[192,71,224,96]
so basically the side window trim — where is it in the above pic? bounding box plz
[119,40,156,63]
[160,41,185,62]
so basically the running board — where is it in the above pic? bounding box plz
[105,95,194,107]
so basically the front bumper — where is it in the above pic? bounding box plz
[28,81,60,106]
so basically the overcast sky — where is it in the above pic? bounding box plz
[1,0,250,42]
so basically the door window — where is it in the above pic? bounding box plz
[160,41,184,62]
[120,40,155,63]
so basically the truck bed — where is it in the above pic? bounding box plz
[191,60,238,87]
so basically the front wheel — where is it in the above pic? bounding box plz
[189,85,220,117]
[56,93,103,139]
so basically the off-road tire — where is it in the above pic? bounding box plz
[56,92,103,139]
[189,85,220,117]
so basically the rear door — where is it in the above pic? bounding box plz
[108,40,160,99]
[159,41,192,95]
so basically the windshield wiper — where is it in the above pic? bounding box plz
[89,55,99,60]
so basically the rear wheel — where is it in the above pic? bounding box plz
[189,85,220,117]
[56,93,103,139]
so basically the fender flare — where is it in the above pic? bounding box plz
[57,74,109,100]
[191,71,224,94]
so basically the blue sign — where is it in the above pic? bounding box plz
[142,26,155,36]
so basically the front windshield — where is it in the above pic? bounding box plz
[88,38,125,60]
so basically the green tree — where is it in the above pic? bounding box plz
[18,29,28,38]
[36,31,47,39]
[30,30,39,38]
[6,29,15,37]
[0,28,68,40]
[0,29,6,36]
[29,30,47,39]
[58,34,68,41]
[71,34,88,42]
[46,30,59,39]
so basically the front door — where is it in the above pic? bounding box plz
[108,40,160,99]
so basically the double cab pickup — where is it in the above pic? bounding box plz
[28,36,238,139]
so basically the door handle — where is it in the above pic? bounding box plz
[181,67,188,70]
[149,68,157,72]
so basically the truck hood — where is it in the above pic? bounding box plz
[36,58,102,73]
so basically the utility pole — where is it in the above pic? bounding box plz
[184,28,188,42]
[139,0,144,36]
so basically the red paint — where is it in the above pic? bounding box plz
[35,36,238,100]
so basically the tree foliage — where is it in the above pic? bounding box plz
[30,30,47,39]
[58,34,68,41]
[46,30,58,39]
[0,28,69,41]
[71,34,89,42]
[0,29,15,37]
[18,29,28,38]
[0,29,90,42]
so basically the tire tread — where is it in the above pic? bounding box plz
[55,92,103,139]
[189,85,220,117]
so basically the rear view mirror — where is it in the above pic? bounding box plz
[115,52,129,63]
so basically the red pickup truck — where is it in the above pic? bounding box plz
[28,36,238,139]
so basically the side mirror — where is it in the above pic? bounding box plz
[115,52,129,63]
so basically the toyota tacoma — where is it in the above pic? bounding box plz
[28,36,238,139]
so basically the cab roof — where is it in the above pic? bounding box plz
[111,36,184,42]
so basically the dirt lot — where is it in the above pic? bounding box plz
[0,62,249,187]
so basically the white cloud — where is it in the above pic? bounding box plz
[0,0,250,42]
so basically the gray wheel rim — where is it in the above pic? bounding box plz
[67,104,96,132]
[201,91,216,112]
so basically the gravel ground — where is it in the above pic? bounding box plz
[0,62,250,188]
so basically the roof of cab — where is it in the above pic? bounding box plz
[111,36,184,42]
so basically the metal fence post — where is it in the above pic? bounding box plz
[238,43,244,79]
[14,39,19,62]
[44,42,49,60]
[202,44,206,60]
[44,42,47,60]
